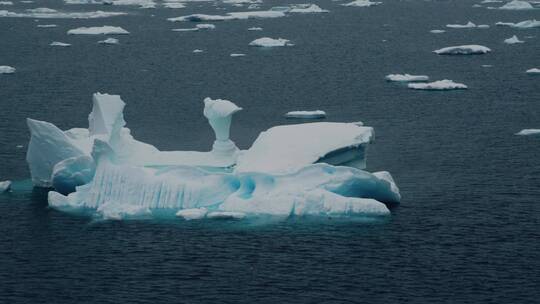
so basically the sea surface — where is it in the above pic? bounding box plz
[1,0,539,303]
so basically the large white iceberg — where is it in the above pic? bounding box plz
[434,45,491,55]
[408,80,467,90]
[68,26,129,35]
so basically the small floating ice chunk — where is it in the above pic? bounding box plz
[434,45,491,55]
[168,10,285,22]
[289,4,329,13]
[385,74,429,82]
[193,49,203,53]
[0,65,15,74]
[430,29,445,33]
[482,64,493,68]
[446,21,476,28]
[408,79,467,90]
[0,1,13,5]
[0,8,126,19]
[526,68,540,74]
[68,26,129,35]
[285,110,326,119]
[342,0,382,7]
[230,53,246,57]
[96,201,151,220]
[477,24,490,29]
[98,37,119,44]
[196,23,215,29]
[496,19,540,29]
[163,1,185,8]
[37,24,57,27]
[504,35,524,44]
[0,180,11,192]
[176,208,208,220]
[207,211,246,220]
[249,37,292,47]
[248,26,262,31]
[515,129,540,136]
[499,0,534,10]
[50,41,71,46]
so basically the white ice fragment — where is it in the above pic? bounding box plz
[504,35,524,44]
[97,201,151,220]
[98,37,119,44]
[230,53,246,57]
[0,8,126,18]
[446,21,476,28]
[193,49,204,53]
[385,74,429,82]
[176,208,208,220]
[163,1,185,8]
[408,79,467,90]
[526,68,540,74]
[248,26,262,31]
[68,26,129,35]
[499,0,534,10]
[284,110,326,119]
[289,4,329,13]
[477,24,490,28]
[515,129,540,136]
[430,29,445,33]
[342,0,381,7]
[0,1,13,5]
[249,37,292,47]
[496,19,540,29]
[434,45,491,55]
[196,23,215,29]
[50,41,71,46]
[168,10,285,22]
[38,24,57,27]
[0,180,11,192]
[0,65,15,74]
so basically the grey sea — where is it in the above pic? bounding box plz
[1,0,539,303]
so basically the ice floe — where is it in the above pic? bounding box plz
[408,80,467,90]
[289,4,328,13]
[526,68,540,74]
[496,19,540,28]
[0,8,126,18]
[168,10,285,22]
[284,110,326,119]
[504,35,524,44]
[342,0,382,7]
[230,53,246,57]
[249,37,292,47]
[0,180,11,193]
[385,74,429,82]
[430,29,445,34]
[50,41,71,47]
[172,23,215,31]
[68,26,129,35]
[446,21,477,28]
[37,24,57,28]
[176,208,208,220]
[0,65,15,74]
[434,45,491,55]
[515,129,540,136]
[0,1,13,5]
[98,37,119,44]
[499,0,535,10]
[248,26,262,31]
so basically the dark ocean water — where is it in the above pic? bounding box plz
[1,0,539,303]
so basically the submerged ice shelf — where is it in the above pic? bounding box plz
[26,93,400,220]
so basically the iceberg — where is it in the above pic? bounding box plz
[496,19,540,29]
[284,110,326,119]
[504,35,524,44]
[408,80,467,90]
[230,53,246,57]
[342,0,382,7]
[0,65,15,74]
[0,180,11,193]
[289,4,329,13]
[193,49,204,53]
[434,45,491,55]
[430,29,445,34]
[98,37,119,44]
[0,8,126,19]
[68,26,129,35]
[163,2,185,9]
[249,37,292,47]
[526,68,540,74]
[499,0,535,10]
[168,10,285,22]
[515,129,540,136]
[50,41,71,47]
[446,21,476,28]
[176,208,208,220]
[385,74,429,82]
[37,24,57,28]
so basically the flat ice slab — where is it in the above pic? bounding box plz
[235,122,373,174]
[0,65,15,74]
[50,41,71,47]
[168,10,285,22]
[499,0,534,10]
[434,45,491,55]
[408,80,467,90]
[526,68,540,74]
[0,8,126,19]
[515,129,540,136]
[446,21,476,28]
[68,26,129,35]
[249,37,291,47]
[285,110,326,119]
[496,20,540,29]
[342,0,381,7]
[385,74,429,82]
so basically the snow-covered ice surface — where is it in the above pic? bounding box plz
[504,35,525,44]
[408,80,467,90]
[385,74,429,82]
[0,180,11,192]
[50,41,71,47]
[176,208,208,220]
[434,45,491,55]
[249,37,292,47]
[499,0,535,10]
[515,129,540,136]
[98,37,119,44]
[284,110,327,119]
[68,26,129,35]
[526,68,540,74]
[0,65,15,74]
[496,19,540,28]
[342,0,382,7]
[0,8,126,19]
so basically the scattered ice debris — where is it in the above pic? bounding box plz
[50,41,71,47]
[385,74,429,82]
[0,180,11,193]
[0,8,126,18]
[98,37,119,44]
[0,1,13,5]
[499,0,535,10]
[193,49,204,53]
[230,53,246,57]
[289,4,328,13]
[68,26,129,35]
[515,129,540,136]
[0,65,15,74]
[163,1,185,9]
[342,0,382,7]
[434,45,491,55]
[168,10,285,22]
[504,35,524,44]
[37,24,57,27]
[430,29,445,33]
[248,26,262,31]
[408,80,467,90]
[249,37,292,47]
[95,201,151,220]
[285,110,326,119]
[526,68,540,74]
[446,21,476,28]
[496,19,540,29]
[207,211,246,220]
[176,208,208,220]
